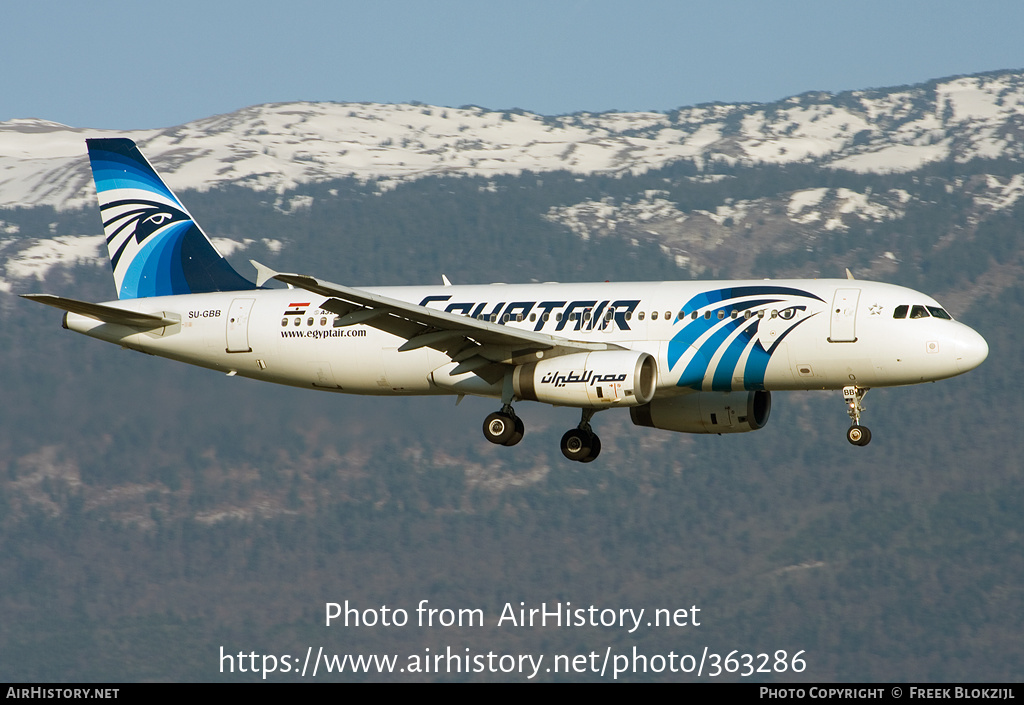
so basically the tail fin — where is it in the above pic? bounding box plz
[86,138,256,299]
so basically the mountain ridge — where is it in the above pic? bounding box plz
[3,69,1024,211]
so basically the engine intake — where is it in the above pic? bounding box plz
[630,390,771,434]
[514,351,657,407]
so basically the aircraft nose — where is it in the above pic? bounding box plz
[955,326,989,373]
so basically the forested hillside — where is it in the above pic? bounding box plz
[1,110,1022,680]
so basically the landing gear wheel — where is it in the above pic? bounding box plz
[505,416,525,447]
[847,424,872,446]
[579,434,601,463]
[561,428,595,462]
[483,412,516,445]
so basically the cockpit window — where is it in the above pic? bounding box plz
[893,305,908,319]
[927,306,952,320]
[910,305,930,319]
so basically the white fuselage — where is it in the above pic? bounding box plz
[63,278,988,402]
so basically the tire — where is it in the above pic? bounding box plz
[847,425,871,446]
[560,428,593,462]
[504,416,525,447]
[580,434,601,463]
[483,412,515,445]
[857,426,872,446]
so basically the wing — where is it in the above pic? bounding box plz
[251,261,621,380]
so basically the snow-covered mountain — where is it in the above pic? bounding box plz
[2,70,1024,211]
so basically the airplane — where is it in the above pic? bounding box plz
[21,138,989,462]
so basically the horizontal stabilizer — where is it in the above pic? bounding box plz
[20,294,177,329]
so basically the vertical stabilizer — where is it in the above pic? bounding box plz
[86,138,256,299]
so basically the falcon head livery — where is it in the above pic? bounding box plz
[22,139,989,462]
[666,285,826,392]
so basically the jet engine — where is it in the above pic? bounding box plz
[513,351,657,407]
[630,390,771,434]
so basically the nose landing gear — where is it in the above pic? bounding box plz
[843,385,872,446]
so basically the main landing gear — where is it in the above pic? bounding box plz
[481,405,603,461]
[560,409,602,463]
[482,405,525,447]
[843,385,872,446]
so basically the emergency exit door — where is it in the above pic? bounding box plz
[226,298,255,352]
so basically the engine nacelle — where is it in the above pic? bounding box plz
[514,351,657,407]
[630,391,771,434]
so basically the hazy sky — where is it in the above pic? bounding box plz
[5,0,1024,129]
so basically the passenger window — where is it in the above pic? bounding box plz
[691,311,698,320]
[730,311,738,319]
[320,317,327,326]
[910,305,930,319]
[638,311,645,321]
[678,310,685,320]
[306,317,314,326]
[293,318,300,326]
[717,311,725,320]
[927,306,952,320]
[744,311,752,319]
[704,311,711,320]
[625,311,632,321]
[893,305,908,319]
[281,318,288,327]
[664,311,670,320]
[529,313,536,322]
[652,311,659,321]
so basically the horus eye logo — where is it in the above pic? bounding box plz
[102,199,192,270]
[132,205,189,243]
[144,212,174,226]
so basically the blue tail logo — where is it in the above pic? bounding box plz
[87,138,256,299]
